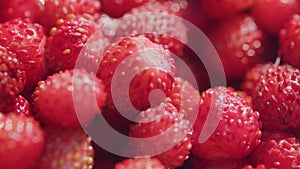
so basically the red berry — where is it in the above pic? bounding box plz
[1,95,32,116]
[129,103,192,168]
[32,69,106,128]
[279,14,300,69]
[241,62,277,95]
[34,128,94,169]
[37,0,101,32]
[45,14,99,74]
[192,87,261,159]
[251,0,300,36]
[0,46,26,106]
[0,18,46,95]
[207,15,268,80]
[250,132,300,169]
[252,64,300,131]
[0,0,42,22]
[101,0,151,18]
[104,1,188,56]
[115,158,166,169]
[200,0,254,20]
[97,35,176,113]
[0,113,45,169]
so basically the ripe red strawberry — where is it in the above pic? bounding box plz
[1,95,32,116]
[0,0,42,22]
[0,46,26,107]
[129,103,192,168]
[97,35,176,114]
[279,14,300,69]
[115,158,166,169]
[105,1,188,56]
[200,0,254,20]
[44,14,100,74]
[182,0,208,31]
[207,15,269,81]
[174,77,200,122]
[241,62,277,95]
[250,132,300,169]
[34,128,94,169]
[251,0,300,36]
[32,69,106,128]
[0,113,45,169]
[37,0,101,32]
[243,164,275,169]
[189,157,248,169]
[0,18,46,96]
[101,0,151,18]
[192,87,261,159]
[252,64,300,131]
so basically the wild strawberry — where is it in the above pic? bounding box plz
[200,0,254,20]
[252,64,300,131]
[37,0,101,32]
[243,164,275,169]
[0,0,42,22]
[0,18,46,96]
[97,35,176,114]
[250,132,300,169]
[207,15,269,81]
[0,113,45,169]
[32,69,106,128]
[182,0,208,31]
[101,0,151,18]
[44,14,100,74]
[129,103,192,168]
[189,157,248,169]
[241,62,277,95]
[279,14,300,69]
[34,128,94,169]
[192,87,261,159]
[251,0,300,36]
[1,95,31,116]
[115,158,166,169]
[104,1,188,56]
[0,46,26,107]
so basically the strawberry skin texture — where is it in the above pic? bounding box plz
[189,157,248,169]
[250,132,300,169]
[37,0,101,32]
[0,113,45,169]
[207,15,268,81]
[192,87,261,159]
[243,164,275,169]
[32,69,106,128]
[129,103,192,168]
[34,128,94,169]
[251,0,300,36]
[101,0,151,18]
[45,14,98,74]
[1,95,32,116]
[252,64,300,131]
[241,62,276,95]
[0,46,26,107]
[0,0,42,23]
[0,18,46,96]
[279,14,300,69]
[97,35,176,113]
[115,158,166,169]
[200,0,254,20]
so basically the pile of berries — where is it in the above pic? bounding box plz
[1,0,300,169]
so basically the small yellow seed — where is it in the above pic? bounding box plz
[66,13,76,19]
[63,49,71,54]
[49,27,57,36]
[56,19,64,25]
